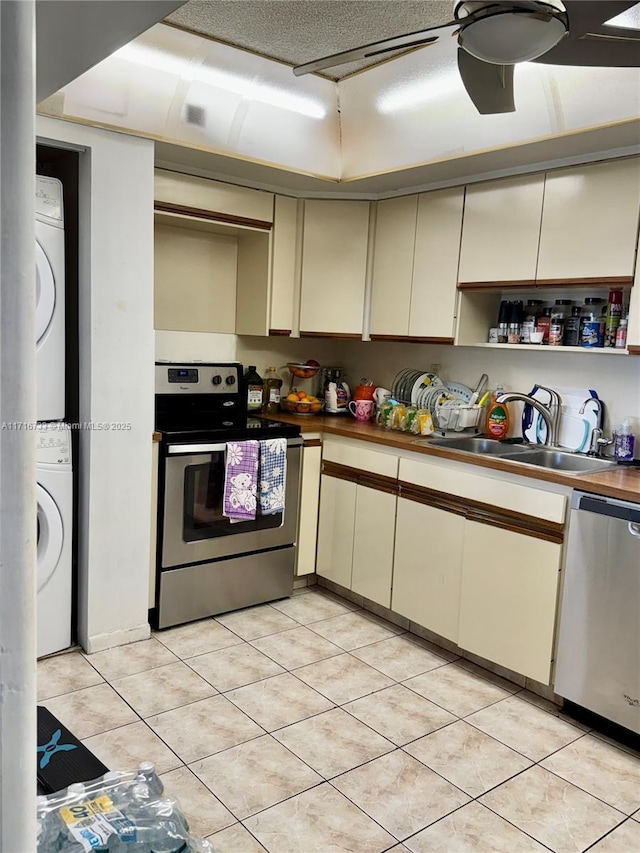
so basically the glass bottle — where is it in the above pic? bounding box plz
[262,366,282,414]
[244,365,263,412]
[563,305,582,347]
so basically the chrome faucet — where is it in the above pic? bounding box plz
[579,398,613,457]
[496,387,561,447]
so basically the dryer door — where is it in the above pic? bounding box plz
[36,240,56,346]
[37,483,64,593]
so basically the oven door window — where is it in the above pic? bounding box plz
[183,453,282,541]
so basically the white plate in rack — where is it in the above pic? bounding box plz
[446,382,473,403]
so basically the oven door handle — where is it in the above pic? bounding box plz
[166,437,303,455]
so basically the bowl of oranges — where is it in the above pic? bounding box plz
[281,389,324,415]
[286,360,321,380]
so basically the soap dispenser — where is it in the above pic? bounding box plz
[486,385,510,440]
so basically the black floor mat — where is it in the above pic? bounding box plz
[37,706,109,794]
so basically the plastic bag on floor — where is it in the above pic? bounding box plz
[36,763,213,852]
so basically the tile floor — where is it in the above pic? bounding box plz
[38,586,640,853]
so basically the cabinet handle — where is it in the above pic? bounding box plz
[628,522,640,538]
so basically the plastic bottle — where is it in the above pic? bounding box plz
[604,289,624,348]
[614,420,635,461]
[486,385,510,439]
[262,366,282,415]
[243,365,263,412]
[615,317,628,349]
[580,297,605,348]
[137,761,164,797]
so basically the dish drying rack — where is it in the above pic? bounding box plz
[433,400,485,436]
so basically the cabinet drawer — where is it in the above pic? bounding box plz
[323,438,399,477]
[398,457,566,525]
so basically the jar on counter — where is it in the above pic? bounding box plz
[580,297,605,348]
[563,306,582,347]
[521,300,544,344]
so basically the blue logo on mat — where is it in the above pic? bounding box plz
[37,728,77,769]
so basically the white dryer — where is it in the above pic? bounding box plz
[36,175,65,422]
[37,423,72,658]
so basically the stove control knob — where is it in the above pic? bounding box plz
[225,375,236,386]
[211,375,222,386]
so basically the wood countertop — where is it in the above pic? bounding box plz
[269,412,640,504]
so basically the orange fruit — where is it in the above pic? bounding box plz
[297,402,310,412]
[286,392,298,402]
[297,390,307,400]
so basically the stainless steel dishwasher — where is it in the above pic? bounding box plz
[555,490,640,735]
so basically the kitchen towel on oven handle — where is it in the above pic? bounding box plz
[223,440,259,523]
[259,438,287,515]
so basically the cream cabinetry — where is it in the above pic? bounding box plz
[316,474,356,588]
[351,486,396,607]
[537,158,640,281]
[270,195,301,335]
[392,497,464,642]
[154,169,274,223]
[458,174,544,284]
[296,439,322,577]
[458,522,562,684]
[299,199,370,336]
[369,188,463,341]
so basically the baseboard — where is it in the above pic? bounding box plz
[81,621,151,654]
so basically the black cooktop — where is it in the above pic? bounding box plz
[157,415,300,445]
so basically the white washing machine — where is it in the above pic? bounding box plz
[37,423,73,658]
[36,175,65,422]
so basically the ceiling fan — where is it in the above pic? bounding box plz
[293,1,640,115]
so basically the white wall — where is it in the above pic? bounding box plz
[37,116,155,653]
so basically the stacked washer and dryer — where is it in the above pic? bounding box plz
[36,175,72,658]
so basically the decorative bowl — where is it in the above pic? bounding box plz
[281,397,324,415]
[287,362,321,380]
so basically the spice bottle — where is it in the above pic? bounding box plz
[615,317,628,350]
[536,308,552,344]
[507,301,523,344]
[262,366,283,414]
[563,306,582,347]
[244,365,264,412]
[521,300,544,344]
[496,300,510,344]
[604,289,624,348]
[580,298,605,348]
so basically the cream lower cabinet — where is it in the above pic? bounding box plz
[392,497,464,643]
[458,521,562,684]
[316,474,357,588]
[296,441,322,577]
[351,485,396,608]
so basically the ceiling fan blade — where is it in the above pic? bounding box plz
[457,48,515,114]
[292,20,457,77]
[534,0,640,66]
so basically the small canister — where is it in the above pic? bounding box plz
[580,297,605,348]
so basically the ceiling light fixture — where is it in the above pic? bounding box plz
[455,1,568,64]
[114,43,328,120]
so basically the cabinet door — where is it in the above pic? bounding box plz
[316,474,356,587]
[369,196,417,337]
[351,486,396,608]
[410,187,465,339]
[296,443,322,577]
[270,195,300,334]
[392,498,464,643]
[537,158,640,280]
[155,169,274,222]
[299,200,370,335]
[458,174,544,283]
[458,521,561,684]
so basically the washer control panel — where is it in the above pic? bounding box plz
[36,175,63,223]
[36,424,71,464]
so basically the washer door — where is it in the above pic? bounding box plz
[36,240,56,346]
[37,483,64,593]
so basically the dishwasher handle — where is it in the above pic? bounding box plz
[576,493,640,525]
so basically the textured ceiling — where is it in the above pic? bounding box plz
[165,0,454,78]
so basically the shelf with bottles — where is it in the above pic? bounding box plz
[455,284,633,353]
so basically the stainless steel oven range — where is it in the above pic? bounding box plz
[154,362,302,629]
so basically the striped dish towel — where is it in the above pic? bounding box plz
[223,440,259,523]
[259,438,287,515]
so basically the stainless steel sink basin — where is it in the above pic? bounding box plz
[508,449,618,475]
[419,436,618,475]
[425,437,530,456]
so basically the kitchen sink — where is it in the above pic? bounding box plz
[420,436,618,474]
[424,437,531,456]
[507,449,618,475]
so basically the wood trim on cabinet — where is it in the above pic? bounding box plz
[322,461,399,496]
[300,331,363,339]
[303,438,323,448]
[268,329,291,336]
[398,481,564,544]
[154,201,273,231]
[369,335,455,345]
[627,345,640,355]
[458,276,633,292]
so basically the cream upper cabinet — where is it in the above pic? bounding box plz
[458,174,545,283]
[458,521,562,684]
[369,196,418,337]
[410,187,465,339]
[299,199,370,336]
[392,497,464,643]
[351,486,396,608]
[270,195,300,334]
[154,169,274,222]
[537,158,640,281]
[316,474,356,588]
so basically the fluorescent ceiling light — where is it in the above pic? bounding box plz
[604,3,640,29]
[114,43,327,119]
